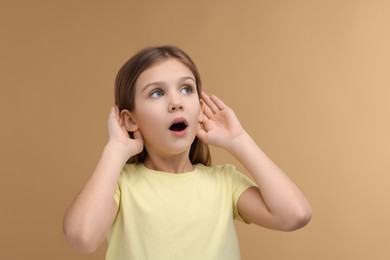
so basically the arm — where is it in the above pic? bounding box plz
[197,93,312,231]
[63,107,143,252]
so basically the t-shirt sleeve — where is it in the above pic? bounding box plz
[114,183,121,206]
[227,164,257,223]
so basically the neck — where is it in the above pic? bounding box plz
[143,153,194,173]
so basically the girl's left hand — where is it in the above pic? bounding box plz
[197,92,246,150]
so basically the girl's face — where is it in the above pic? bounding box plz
[129,58,202,158]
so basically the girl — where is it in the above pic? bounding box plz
[63,45,312,260]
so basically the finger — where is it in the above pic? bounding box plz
[109,106,117,117]
[209,95,228,110]
[201,92,220,114]
[109,106,121,127]
[197,120,204,131]
[201,100,214,120]
[196,123,207,143]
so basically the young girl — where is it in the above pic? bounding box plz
[63,45,312,260]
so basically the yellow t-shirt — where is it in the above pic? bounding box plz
[106,163,256,260]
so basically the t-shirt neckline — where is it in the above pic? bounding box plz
[138,163,199,177]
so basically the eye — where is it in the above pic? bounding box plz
[150,89,164,98]
[181,85,193,94]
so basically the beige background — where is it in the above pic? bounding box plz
[1,0,389,259]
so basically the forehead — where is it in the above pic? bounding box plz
[136,58,195,87]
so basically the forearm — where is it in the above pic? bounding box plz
[227,133,312,228]
[63,142,130,252]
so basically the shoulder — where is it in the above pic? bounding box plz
[196,163,238,173]
[195,164,235,179]
[118,163,144,183]
[120,163,140,177]
[195,163,252,182]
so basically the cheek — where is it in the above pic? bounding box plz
[135,108,164,132]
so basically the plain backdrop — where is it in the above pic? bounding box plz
[1,1,389,259]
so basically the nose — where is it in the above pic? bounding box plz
[168,103,184,112]
[168,95,184,112]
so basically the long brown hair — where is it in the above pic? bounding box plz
[115,45,211,166]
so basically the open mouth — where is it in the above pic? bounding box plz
[169,119,188,132]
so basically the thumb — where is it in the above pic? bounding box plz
[196,122,207,143]
[130,130,145,154]
[133,130,144,142]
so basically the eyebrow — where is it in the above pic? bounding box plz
[142,76,196,93]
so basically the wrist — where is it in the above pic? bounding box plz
[226,132,253,155]
[104,141,134,162]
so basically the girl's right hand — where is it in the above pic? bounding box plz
[107,106,144,158]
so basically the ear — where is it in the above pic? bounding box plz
[120,109,138,132]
